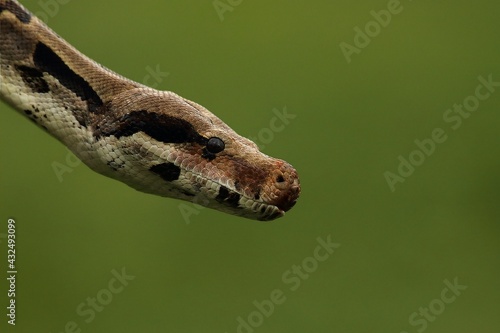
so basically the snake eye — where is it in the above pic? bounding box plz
[206,137,225,154]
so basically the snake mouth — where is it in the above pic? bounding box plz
[213,183,285,221]
[258,195,299,221]
[238,195,285,221]
[181,174,292,221]
[259,200,297,221]
[258,189,299,221]
[213,180,300,221]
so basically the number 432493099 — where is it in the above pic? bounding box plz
[7,219,16,270]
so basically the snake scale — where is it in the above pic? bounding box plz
[0,0,300,221]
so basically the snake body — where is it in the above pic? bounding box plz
[0,0,300,221]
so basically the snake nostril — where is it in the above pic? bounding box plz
[276,175,285,183]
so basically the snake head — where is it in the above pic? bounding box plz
[0,1,299,221]
[90,89,300,221]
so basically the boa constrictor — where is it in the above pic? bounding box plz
[0,0,300,221]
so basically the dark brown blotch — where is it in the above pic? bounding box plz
[0,0,31,23]
[33,42,103,112]
[150,163,181,182]
[16,65,50,93]
[216,186,241,208]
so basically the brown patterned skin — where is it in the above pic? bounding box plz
[0,0,300,220]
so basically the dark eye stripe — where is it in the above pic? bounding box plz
[95,110,207,145]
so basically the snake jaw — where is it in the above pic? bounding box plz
[177,157,300,221]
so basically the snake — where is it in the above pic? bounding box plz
[0,0,300,221]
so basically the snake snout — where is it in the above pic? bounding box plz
[268,162,300,213]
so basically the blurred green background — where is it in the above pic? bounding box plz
[1,0,499,332]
